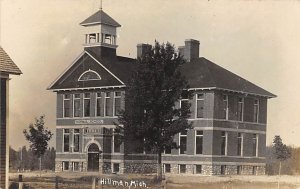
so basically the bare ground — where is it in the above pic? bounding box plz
[9,172,300,189]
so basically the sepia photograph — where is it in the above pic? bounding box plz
[1,0,300,188]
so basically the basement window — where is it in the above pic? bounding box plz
[164,164,171,173]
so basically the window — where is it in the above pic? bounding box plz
[252,134,258,157]
[96,92,104,117]
[196,93,204,118]
[237,165,242,175]
[72,162,79,171]
[114,92,122,116]
[237,97,244,121]
[113,129,121,153]
[73,94,81,117]
[237,133,243,156]
[223,95,228,120]
[179,131,187,154]
[73,129,80,152]
[113,163,120,173]
[63,129,70,152]
[221,165,226,175]
[180,90,189,116]
[88,33,97,44]
[83,93,91,117]
[63,161,69,171]
[254,99,259,123]
[195,165,202,174]
[78,69,101,81]
[195,130,203,154]
[105,92,113,116]
[63,94,71,117]
[221,131,227,156]
[104,34,112,44]
[179,164,186,174]
[164,164,171,173]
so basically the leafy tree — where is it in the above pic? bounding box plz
[273,135,291,176]
[23,115,53,176]
[119,42,192,180]
[43,147,56,170]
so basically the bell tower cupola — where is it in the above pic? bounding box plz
[80,8,121,50]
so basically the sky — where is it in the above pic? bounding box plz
[1,0,300,149]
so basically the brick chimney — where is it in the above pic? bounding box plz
[137,44,152,58]
[179,39,200,62]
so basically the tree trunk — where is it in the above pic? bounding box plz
[279,161,282,176]
[277,161,282,189]
[157,150,162,182]
[39,157,42,177]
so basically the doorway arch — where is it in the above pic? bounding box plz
[87,143,101,171]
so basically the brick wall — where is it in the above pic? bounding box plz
[56,128,63,152]
[57,93,63,118]
[213,91,267,124]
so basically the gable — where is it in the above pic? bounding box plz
[49,52,124,90]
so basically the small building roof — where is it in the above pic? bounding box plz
[0,47,22,75]
[80,10,121,27]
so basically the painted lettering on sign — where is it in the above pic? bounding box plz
[75,119,104,125]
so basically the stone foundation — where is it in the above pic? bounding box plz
[202,164,213,175]
[170,164,178,174]
[55,160,265,176]
[55,161,62,172]
[124,162,157,174]
[256,166,265,175]
[103,162,112,174]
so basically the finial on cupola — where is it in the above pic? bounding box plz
[100,0,103,10]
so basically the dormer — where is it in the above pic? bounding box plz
[80,9,121,49]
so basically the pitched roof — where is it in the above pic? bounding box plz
[181,58,276,97]
[80,10,121,27]
[85,48,136,84]
[49,47,275,98]
[48,49,136,90]
[0,47,22,75]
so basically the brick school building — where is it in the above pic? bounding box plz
[48,9,275,176]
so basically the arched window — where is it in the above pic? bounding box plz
[78,69,101,81]
[88,143,100,153]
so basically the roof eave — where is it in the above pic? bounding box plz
[49,85,126,92]
[0,70,22,75]
[188,87,276,98]
[80,22,121,27]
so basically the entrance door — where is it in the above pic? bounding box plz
[87,143,100,171]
